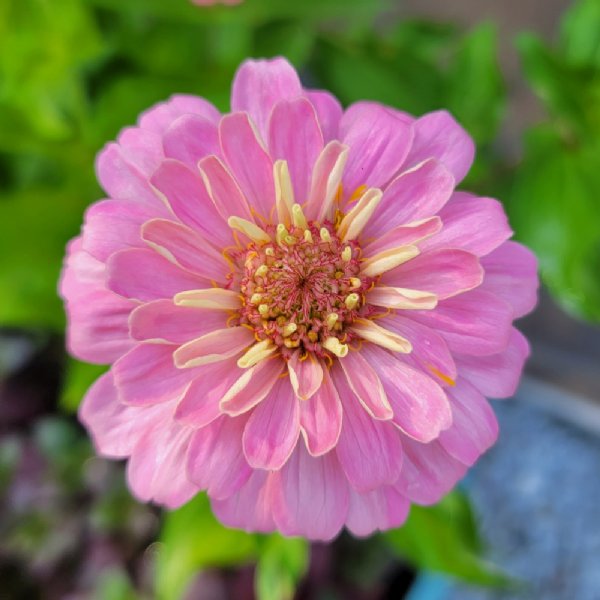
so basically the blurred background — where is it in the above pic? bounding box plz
[1,0,599,598]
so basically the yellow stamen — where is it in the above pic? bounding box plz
[265,247,275,256]
[325,313,339,329]
[292,204,308,229]
[227,216,271,244]
[304,229,313,243]
[282,323,297,337]
[349,277,361,289]
[237,340,277,368]
[250,293,262,305]
[255,264,268,278]
[341,246,352,262]
[258,303,270,316]
[323,337,349,357]
[345,293,360,310]
[276,223,288,246]
[284,234,297,246]
[320,227,331,242]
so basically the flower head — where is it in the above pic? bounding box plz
[60,57,538,540]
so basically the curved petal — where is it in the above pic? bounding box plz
[339,350,393,420]
[116,127,164,175]
[340,101,414,194]
[410,289,514,356]
[480,241,539,318]
[299,369,343,457]
[364,159,454,239]
[439,378,498,466]
[162,114,220,170]
[362,345,452,443]
[231,57,303,142]
[420,192,512,257]
[363,217,442,257]
[306,89,343,142]
[332,365,403,492]
[242,377,300,470]
[382,249,483,300]
[403,110,475,184]
[346,486,410,537]
[129,299,228,344]
[456,327,530,398]
[211,470,276,533]
[113,343,198,406]
[107,248,206,302]
[271,444,349,541]
[268,97,324,203]
[219,112,275,220]
[187,415,253,500]
[138,94,220,133]
[287,352,324,401]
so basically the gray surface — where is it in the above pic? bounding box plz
[444,383,600,600]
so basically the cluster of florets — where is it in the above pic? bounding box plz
[238,217,374,359]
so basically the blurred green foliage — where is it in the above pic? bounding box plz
[2,0,600,598]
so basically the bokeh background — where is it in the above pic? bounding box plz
[1,0,599,598]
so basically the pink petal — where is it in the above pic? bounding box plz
[271,444,349,541]
[96,144,162,208]
[339,351,393,420]
[173,326,254,368]
[480,241,539,318]
[127,420,198,509]
[138,94,220,133]
[439,379,498,466]
[306,90,343,142]
[113,343,197,406]
[287,352,324,401]
[362,345,452,443]
[456,327,530,398]
[149,159,230,248]
[299,369,343,456]
[175,359,242,427]
[242,378,300,470]
[81,199,158,262]
[162,114,220,170]
[106,248,205,302]
[420,192,512,257]
[231,57,303,142]
[380,315,457,385]
[60,246,134,364]
[395,438,467,505]
[220,357,284,416]
[268,97,324,203]
[403,110,475,184]
[332,366,403,492]
[219,112,275,220]
[141,218,229,283]
[410,289,514,356]
[211,470,276,533]
[198,155,253,221]
[346,486,410,537]
[363,217,442,257]
[116,127,164,176]
[130,300,228,344]
[340,101,414,194]
[79,371,166,457]
[382,249,483,300]
[364,159,454,239]
[187,416,253,499]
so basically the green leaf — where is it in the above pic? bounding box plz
[155,494,258,600]
[384,491,510,587]
[255,535,309,600]
[560,0,600,68]
[508,127,600,322]
[446,23,505,144]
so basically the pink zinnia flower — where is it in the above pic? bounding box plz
[60,57,538,540]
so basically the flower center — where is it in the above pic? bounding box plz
[238,219,373,359]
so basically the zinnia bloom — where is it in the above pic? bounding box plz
[60,57,538,540]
